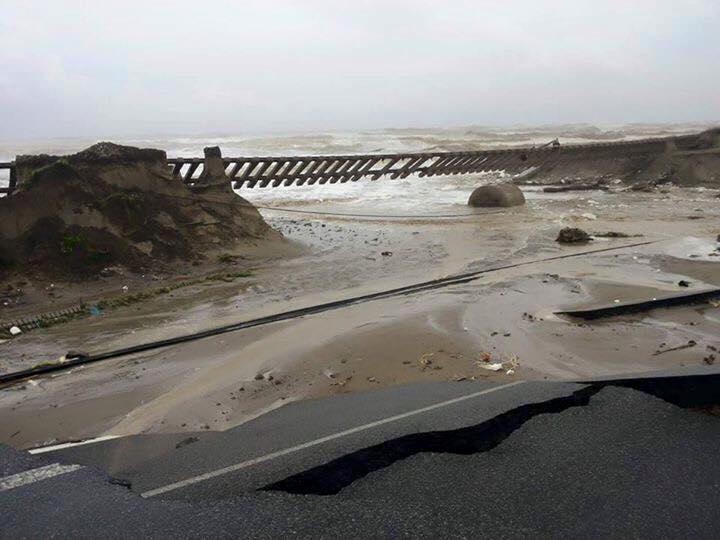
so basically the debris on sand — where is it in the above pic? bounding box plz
[628,181,660,192]
[556,227,592,244]
[504,354,520,375]
[506,354,520,369]
[593,231,643,238]
[9,326,21,336]
[543,181,608,193]
[475,350,514,373]
[100,266,123,277]
[653,339,697,356]
[0,143,278,280]
[339,376,353,388]
[418,353,434,368]
[478,363,504,372]
[678,280,691,288]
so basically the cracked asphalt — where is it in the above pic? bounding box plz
[2,372,720,538]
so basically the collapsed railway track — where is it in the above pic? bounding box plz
[1,131,713,195]
[168,136,678,189]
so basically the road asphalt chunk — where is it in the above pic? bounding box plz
[141,380,525,498]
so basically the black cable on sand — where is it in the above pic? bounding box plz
[0,240,655,386]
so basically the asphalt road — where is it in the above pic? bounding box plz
[2,370,720,538]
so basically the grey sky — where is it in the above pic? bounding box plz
[1,0,719,138]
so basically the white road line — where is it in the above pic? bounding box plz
[28,435,120,455]
[142,380,525,498]
[0,463,83,492]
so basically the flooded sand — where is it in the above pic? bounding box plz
[1,182,719,448]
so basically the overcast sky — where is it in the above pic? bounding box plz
[1,0,719,138]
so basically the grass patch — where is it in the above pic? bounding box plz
[217,253,237,264]
[58,233,112,265]
[96,270,254,310]
[99,191,143,209]
[25,159,72,189]
[60,234,83,254]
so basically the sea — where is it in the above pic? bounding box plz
[0,123,711,215]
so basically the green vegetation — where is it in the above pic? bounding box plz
[96,191,145,219]
[97,270,253,309]
[60,234,83,254]
[100,191,142,208]
[58,233,110,264]
[25,159,73,189]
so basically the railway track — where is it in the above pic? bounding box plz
[1,131,713,195]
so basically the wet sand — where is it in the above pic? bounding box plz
[1,185,720,448]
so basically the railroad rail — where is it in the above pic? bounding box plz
[170,137,675,189]
[0,132,710,195]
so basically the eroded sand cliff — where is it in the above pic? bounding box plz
[0,143,278,280]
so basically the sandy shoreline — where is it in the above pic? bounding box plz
[1,184,719,448]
